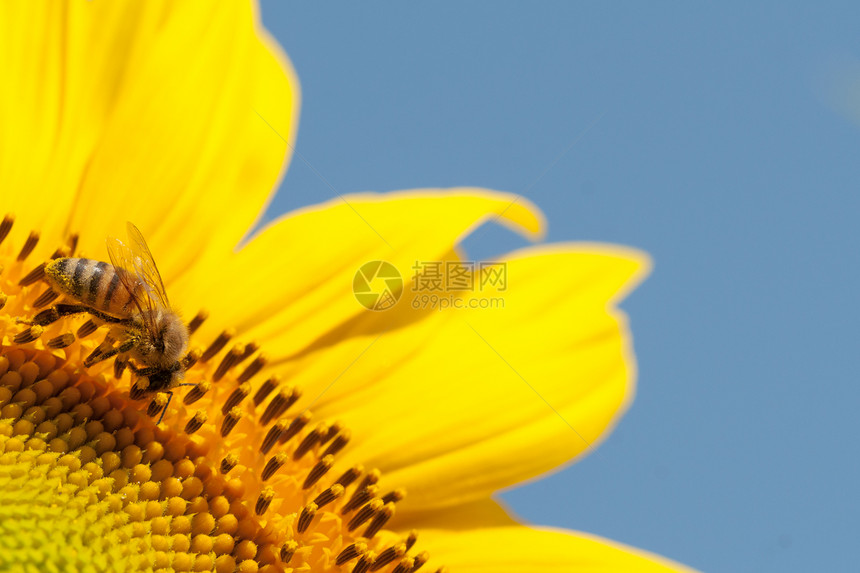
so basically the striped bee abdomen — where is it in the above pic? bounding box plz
[44,257,141,317]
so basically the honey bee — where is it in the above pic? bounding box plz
[31,222,191,419]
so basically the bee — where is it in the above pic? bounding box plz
[30,222,191,419]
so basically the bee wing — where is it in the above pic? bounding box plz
[124,222,171,309]
[105,235,153,319]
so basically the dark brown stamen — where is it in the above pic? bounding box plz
[322,429,351,457]
[0,294,6,310]
[302,455,334,490]
[183,381,210,405]
[220,407,242,437]
[0,214,14,246]
[261,453,288,481]
[364,503,395,538]
[381,488,406,505]
[201,329,233,362]
[404,531,418,552]
[17,231,39,261]
[31,307,57,326]
[76,320,98,338]
[296,503,317,533]
[84,342,110,367]
[260,419,289,455]
[322,421,343,445]
[336,542,367,566]
[187,310,208,335]
[46,333,75,349]
[261,386,300,426]
[221,383,250,415]
[356,469,381,492]
[213,345,244,382]
[147,395,167,418]
[280,541,299,564]
[181,348,200,370]
[220,454,238,474]
[334,465,363,489]
[392,557,415,573]
[32,288,59,308]
[411,551,430,572]
[370,543,405,571]
[354,553,376,573]
[113,358,126,379]
[253,376,278,406]
[255,487,275,515]
[13,326,42,344]
[278,413,311,445]
[347,499,382,531]
[184,410,207,435]
[18,262,46,286]
[49,246,69,260]
[237,341,258,364]
[341,485,378,515]
[293,425,325,460]
[237,353,267,383]
[129,380,149,400]
[311,483,343,508]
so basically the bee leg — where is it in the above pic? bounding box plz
[153,384,198,424]
[32,304,132,328]
[150,391,173,425]
[79,306,133,325]
[84,336,135,368]
[31,304,90,327]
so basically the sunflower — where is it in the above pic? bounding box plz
[0,2,695,572]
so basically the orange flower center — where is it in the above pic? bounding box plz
[0,215,437,573]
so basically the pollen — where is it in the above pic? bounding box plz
[0,217,442,573]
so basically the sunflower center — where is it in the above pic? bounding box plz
[0,217,436,573]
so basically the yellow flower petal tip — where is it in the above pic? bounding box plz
[422,523,699,572]
[281,187,547,242]
[512,241,654,302]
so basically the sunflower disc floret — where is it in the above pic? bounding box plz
[0,219,434,573]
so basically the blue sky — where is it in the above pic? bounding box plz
[257,3,860,571]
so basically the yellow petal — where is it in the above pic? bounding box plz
[406,499,697,571]
[0,2,149,252]
[420,522,695,572]
[173,189,543,355]
[402,496,521,530]
[0,2,298,271]
[244,244,648,515]
[68,2,298,278]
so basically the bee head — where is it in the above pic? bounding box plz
[139,310,190,369]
